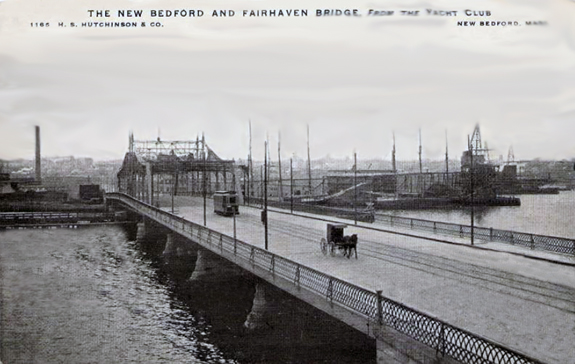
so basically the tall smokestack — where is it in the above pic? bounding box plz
[35,125,41,183]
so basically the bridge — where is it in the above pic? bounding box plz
[103,134,575,363]
[105,191,575,364]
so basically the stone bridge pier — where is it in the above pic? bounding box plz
[135,217,169,256]
[188,247,246,282]
[126,213,455,364]
[243,282,281,331]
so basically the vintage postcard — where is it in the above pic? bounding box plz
[0,0,574,363]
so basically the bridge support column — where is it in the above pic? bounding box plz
[162,233,196,259]
[188,248,243,281]
[135,218,171,257]
[162,233,176,257]
[243,282,279,331]
[136,221,147,241]
[136,218,164,241]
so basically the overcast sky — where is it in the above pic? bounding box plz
[0,0,574,163]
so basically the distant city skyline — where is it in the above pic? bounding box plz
[1,0,574,162]
[1,122,574,164]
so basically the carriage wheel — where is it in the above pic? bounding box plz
[329,242,336,256]
[320,238,327,255]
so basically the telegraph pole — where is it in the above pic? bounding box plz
[203,134,207,226]
[245,156,250,205]
[260,165,263,209]
[249,120,253,206]
[171,172,175,214]
[445,130,449,187]
[233,173,237,245]
[468,135,475,246]
[264,140,269,250]
[278,131,283,202]
[392,132,398,200]
[354,151,358,225]
[290,158,294,214]
[307,124,312,198]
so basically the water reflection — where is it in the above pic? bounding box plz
[0,225,375,363]
[388,191,575,237]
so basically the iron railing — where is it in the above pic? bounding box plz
[377,214,575,256]
[106,192,544,364]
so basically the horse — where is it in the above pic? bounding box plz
[334,234,358,259]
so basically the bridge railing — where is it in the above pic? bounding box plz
[378,213,575,256]
[106,192,543,364]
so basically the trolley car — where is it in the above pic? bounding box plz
[213,191,239,216]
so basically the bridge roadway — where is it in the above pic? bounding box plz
[122,194,575,364]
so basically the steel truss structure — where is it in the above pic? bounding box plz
[117,132,238,205]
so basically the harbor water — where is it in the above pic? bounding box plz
[0,225,374,364]
[387,190,575,239]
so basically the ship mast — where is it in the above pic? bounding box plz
[445,130,449,173]
[277,131,283,201]
[392,131,396,173]
[307,124,312,197]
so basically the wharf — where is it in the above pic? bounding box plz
[0,210,127,229]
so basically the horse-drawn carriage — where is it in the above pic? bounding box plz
[320,223,358,259]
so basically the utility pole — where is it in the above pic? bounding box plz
[354,151,358,225]
[260,165,263,209]
[245,155,250,205]
[203,133,207,226]
[249,120,253,205]
[307,124,312,198]
[445,130,449,187]
[278,131,283,202]
[290,158,294,214]
[392,132,398,200]
[195,135,200,196]
[468,135,475,246]
[264,140,269,250]
[35,125,41,184]
[171,172,175,214]
[233,173,237,245]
